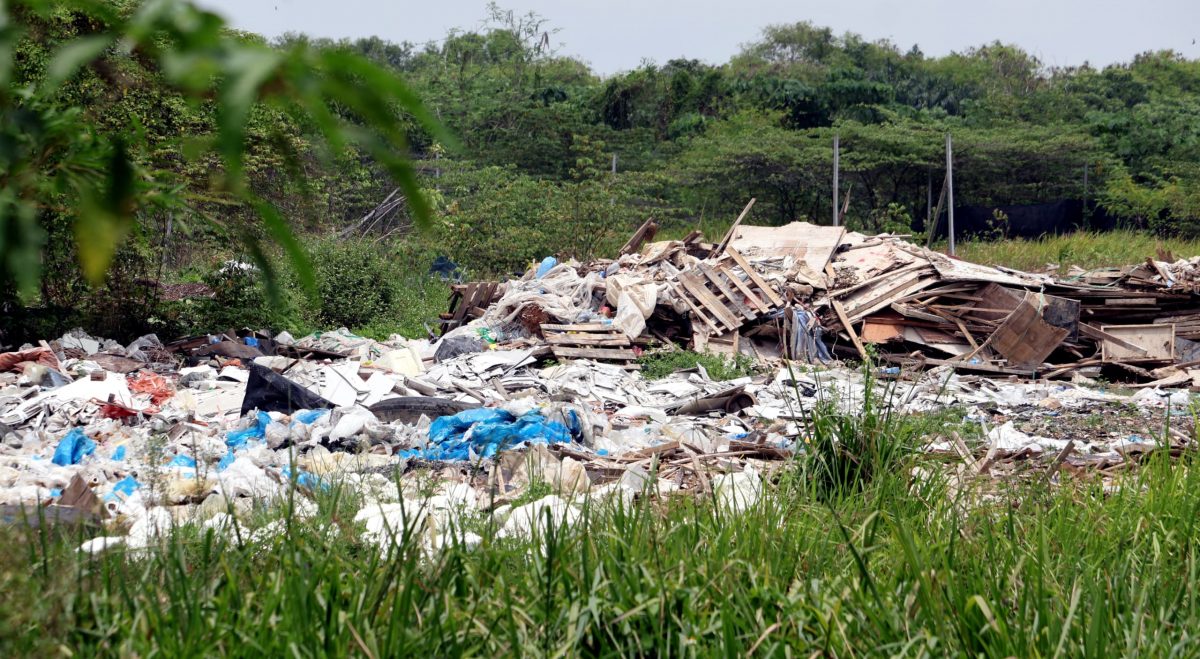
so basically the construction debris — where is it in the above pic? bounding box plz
[3,214,1200,553]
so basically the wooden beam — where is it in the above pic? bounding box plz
[710,198,756,258]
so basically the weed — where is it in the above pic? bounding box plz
[637,349,756,381]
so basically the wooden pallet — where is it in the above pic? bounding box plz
[541,323,640,369]
[672,248,784,336]
[439,281,500,335]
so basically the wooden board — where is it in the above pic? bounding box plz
[549,347,638,360]
[725,248,784,307]
[718,264,769,312]
[540,323,613,332]
[678,271,742,331]
[544,334,630,347]
[699,264,755,321]
[861,318,904,343]
[1101,324,1175,362]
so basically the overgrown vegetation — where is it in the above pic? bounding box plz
[637,349,756,380]
[5,448,1200,655]
[955,229,1200,273]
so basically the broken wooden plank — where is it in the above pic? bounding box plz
[540,323,615,332]
[1100,324,1175,362]
[543,334,631,347]
[673,284,724,335]
[831,300,869,360]
[678,271,742,331]
[725,248,784,306]
[550,347,638,360]
[1079,323,1148,356]
[710,198,756,258]
[619,218,659,255]
[719,264,769,312]
[699,264,755,321]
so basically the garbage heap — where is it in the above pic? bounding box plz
[443,220,1200,386]
[1,221,1198,551]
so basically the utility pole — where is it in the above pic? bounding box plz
[832,133,840,226]
[946,133,955,257]
[611,153,617,176]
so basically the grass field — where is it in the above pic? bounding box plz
[5,441,1200,656]
[954,230,1200,273]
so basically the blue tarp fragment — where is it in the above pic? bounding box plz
[52,428,96,466]
[109,475,141,499]
[535,256,557,278]
[167,454,197,468]
[218,449,236,471]
[292,408,329,425]
[401,408,575,461]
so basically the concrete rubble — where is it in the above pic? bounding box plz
[1,221,1197,552]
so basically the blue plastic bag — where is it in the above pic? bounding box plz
[52,428,96,466]
[535,256,557,278]
[217,448,236,471]
[281,465,325,490]
[167,454,197,469]
[292,408,329,425]
[226,411,272,449]
[111,446,127,461]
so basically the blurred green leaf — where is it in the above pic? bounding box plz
[216,47,284,188]
[42,35,113,95]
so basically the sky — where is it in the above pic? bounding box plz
[197,0,1199,75]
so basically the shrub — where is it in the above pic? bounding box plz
[796,362,914,500]
[308,239,399,330]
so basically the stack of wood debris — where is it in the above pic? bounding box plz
[436,211,1200,385]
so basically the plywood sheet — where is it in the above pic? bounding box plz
[990,293,1069,368]
[902,327,971,356]
[1101,324,1175,362]
[862,318,904,343]
[728,222,845,275]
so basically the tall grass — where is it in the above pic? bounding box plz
[954,230,1200,273]
[4,443,1200,655]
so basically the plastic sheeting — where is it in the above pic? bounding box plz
[403,408,577,461]
[241,363,334,415]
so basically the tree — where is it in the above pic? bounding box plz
[0,0,448,301]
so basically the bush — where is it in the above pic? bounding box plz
[309,239,399,329]
[305,238,450,339]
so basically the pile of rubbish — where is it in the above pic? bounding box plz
[2,216,1198,551]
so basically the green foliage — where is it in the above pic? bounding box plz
[638,349,756,381]
[308,239,398,329]
[0,0,447,303]
[955,229,1200,273]
[794,363,914,499]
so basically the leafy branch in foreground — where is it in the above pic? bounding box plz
[0,0,451,300]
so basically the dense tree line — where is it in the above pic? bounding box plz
[4,1,1200,341]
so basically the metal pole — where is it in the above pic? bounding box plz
[946,133,955,256]
[832,133,840,227]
